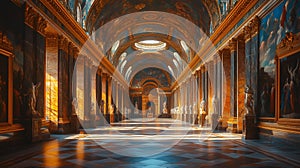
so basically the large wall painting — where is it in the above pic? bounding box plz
[279,52,300,119]
[259,0,300,118]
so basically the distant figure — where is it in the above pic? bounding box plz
[134,101,139,114]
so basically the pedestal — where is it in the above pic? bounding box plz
[70,114,80,133]
[198,113,206,127]
[227,117,238,133]
[243,114,258,139]
[25,115,42,143]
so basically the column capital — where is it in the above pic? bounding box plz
[25,4,38,29]
[73,47,79,59]
[36,15,47,36]
[102,72,108,79]
[228,38,237,52]
[249,16,260,36]
[58,35,69,52]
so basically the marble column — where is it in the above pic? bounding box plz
[108,76,113,123]
[70,47,79,133]
[220,49,231,130]
[237,35,246,133]
[101,73,107,117]
[211,57,220,131]
[83,57,92,128]
[58,35,69,133]
[227,39,238,133]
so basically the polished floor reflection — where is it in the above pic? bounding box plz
[0,119,299,167]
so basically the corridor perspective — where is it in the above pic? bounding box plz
[1,0,300,167]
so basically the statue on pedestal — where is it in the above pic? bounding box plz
[198,100,207,127]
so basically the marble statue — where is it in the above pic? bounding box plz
[29,82,40,116]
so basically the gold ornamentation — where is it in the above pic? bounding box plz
[25,4,38,29]
[229,38,237,52]
[278,32,295,50]
[211,0,259,45]
[73,47,79,59]
[0,32,13,52]
[249,16,260,36]
[25,4,47,35]
[58,35,68,52]
[37,16,47,35]
[243,25,251,41]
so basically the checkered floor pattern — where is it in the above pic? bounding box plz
[1,119,298,168]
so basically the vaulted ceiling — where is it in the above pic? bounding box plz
[84,0,221,89]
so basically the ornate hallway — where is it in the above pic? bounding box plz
[1,0,300,167]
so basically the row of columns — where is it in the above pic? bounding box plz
[171,16,259,135]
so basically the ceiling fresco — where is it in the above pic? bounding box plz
[86,0,221,34]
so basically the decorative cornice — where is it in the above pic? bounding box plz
[0,32,13,52]
[25,3,47,35]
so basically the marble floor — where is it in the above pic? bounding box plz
[0,118,299,168]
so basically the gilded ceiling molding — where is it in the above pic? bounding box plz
[210,0,259,45]
[39,0,87,45]
[0,32,13,53]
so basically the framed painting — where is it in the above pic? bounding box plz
[276,28,300,125]
[0,33,13,126]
